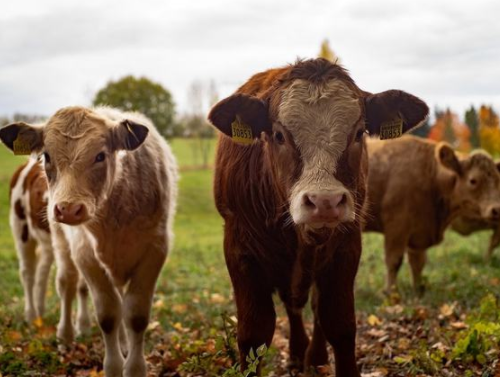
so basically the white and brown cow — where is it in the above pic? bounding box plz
[0,106,178,377]
[9,159,91,337]
[9,159,54,322]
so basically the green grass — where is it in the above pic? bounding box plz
[0,138,499,376]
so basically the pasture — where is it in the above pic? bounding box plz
[0,138,499,376]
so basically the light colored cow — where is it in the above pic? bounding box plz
[451,159,500,260]
[364,136,500,295]
[0,106,178,377]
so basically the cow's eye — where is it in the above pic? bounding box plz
[355,129,366,142]
[43,152,51,164]
[469,178,477,186]
[95,152,106,163]
[274,131,285,144]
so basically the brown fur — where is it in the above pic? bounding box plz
[365,136,500,294]
[210,59,427,376]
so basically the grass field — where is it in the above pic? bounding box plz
[0,138,499,376]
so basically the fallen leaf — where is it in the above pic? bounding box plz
[367,314,382,326]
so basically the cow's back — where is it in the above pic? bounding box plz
[365,136,445,246]
[9,159,51,246]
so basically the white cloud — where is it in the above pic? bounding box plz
[0,0,498,118]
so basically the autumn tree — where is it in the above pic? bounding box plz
[428,108,470,152]
[183,80,217,168]
[93,75,175,137]
[318,39,340,63]
[465,106,480,149]
[479,105,500,155]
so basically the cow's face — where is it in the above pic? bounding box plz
[436,144,500,221]
[268,79,364,230]
[0,107,148,225]
[209,59,429,235]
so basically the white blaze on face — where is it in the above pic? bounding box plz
[278,79,362,226]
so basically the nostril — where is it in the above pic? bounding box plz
[303,195,316,208]
[55,205,63,217]
[74,205,83,218]
[492,208,499,218]
[338,194,347,207]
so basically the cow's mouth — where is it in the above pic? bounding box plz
[302,223,336,244]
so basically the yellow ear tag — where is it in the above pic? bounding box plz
[380,118,403,140]
[13,136,31,155]
[231,117,253,145]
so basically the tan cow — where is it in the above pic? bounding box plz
[451,160,500,260]
[364,136,500,294]
[0,107,178,377]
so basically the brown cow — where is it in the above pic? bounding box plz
[209,58,428,375]
[451,160,500,260]
[0,106,178,377]
[365,136,500,295]
[9,160,91,335]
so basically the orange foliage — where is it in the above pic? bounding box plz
[428,109,471,152]
[478,105,500,155]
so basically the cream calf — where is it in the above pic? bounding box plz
[0,106,177,377]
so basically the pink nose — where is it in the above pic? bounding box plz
[302,191,347,223]
[54,202,88,225]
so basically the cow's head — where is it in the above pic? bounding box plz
[0,107,149,225]
[436,144,500,222]
[209,59,429,235]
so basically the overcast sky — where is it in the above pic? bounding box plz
[1,0,499,120]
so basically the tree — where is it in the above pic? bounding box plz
[428,108,470,152]
[479,105,500,155]
[465,106,480,149]
[318,39,340,63]
[183,80,217,169]
[93,76,175,137]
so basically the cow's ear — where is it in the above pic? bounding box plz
[365,90,429,140]
[0,122,44,155]
[208,93,271,145]
[112,120,149,151]
[437,143,462,175]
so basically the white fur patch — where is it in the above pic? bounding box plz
[278,79,361,225]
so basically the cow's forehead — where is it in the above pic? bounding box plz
[44,114,109,163]
[277,78,362,171]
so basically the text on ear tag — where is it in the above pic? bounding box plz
[380,118,403,140]
[231,117,253,145]
[13,136,31,155]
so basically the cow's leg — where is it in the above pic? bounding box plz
[315,235,361,377]
[225,252,275,374]
[14,234,37,322]
[384,233,407,293]
[122,247,166,377]
[76,276,91,336]
[408,248,427,296]
[284,305,309,370]
[53,229,78,343]
[34,242,54,318]
[305,286,328,369]
[234,283,275,375]
[76,254,124,377]
[486,227,500,261]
